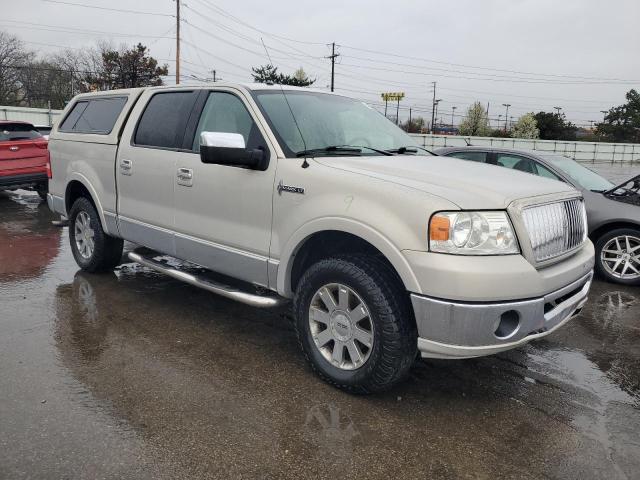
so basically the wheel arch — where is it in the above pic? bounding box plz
[276,218,421,298]
[590,221,640,243]
[64,175,108,231]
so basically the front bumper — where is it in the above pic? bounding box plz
[413,270,593,359]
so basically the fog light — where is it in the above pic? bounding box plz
[494,310,520,339]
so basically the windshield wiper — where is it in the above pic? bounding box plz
[296,145,393,157]
[386,145,435,155]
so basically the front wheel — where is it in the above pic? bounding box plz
[294,255,417,394]
[595,228,640,285]
[69,197,124,273]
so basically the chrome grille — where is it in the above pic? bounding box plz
[522,198,587,262]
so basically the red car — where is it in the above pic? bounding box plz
[0,120,50,200]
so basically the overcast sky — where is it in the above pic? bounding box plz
[4,0,639,126]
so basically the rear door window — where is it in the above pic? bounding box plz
[59,97,127,134]
[134,91,197,149]
[447,151,489,163]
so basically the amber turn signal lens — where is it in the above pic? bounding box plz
[430,215,450,241]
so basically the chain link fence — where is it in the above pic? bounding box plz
[409,134,640,164]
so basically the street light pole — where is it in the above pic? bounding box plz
[502,104,510,131]
[434,99,441,131]
[451,106,457,127]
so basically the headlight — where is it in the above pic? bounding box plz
[429,211,519,255]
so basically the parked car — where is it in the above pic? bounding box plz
[436,146,640,286]
[47,85,594,393]
[34,125,53,140]
[0,121,50,200]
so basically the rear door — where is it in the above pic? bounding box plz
[0,123,48,177]
[116,89,199,255]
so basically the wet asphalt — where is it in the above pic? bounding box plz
[1,188,639,480]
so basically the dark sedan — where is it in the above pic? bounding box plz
[435,146,640,286]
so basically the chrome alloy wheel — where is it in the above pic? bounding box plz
[601,235,640,280]
[74,211,95,259]
[308,283,374,371]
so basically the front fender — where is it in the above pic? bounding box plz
[276,217,421,297]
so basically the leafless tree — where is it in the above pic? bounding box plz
[0,31,33,105]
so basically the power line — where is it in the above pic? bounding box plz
[0,19,175,39]
[338,44,640,83]
[40,0,174,17]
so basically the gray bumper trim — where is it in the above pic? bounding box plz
[412,271,593,359]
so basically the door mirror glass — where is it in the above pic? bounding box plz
[199,131,266,170]
[200,131,245,149]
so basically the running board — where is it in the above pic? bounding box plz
[127,250,287,308]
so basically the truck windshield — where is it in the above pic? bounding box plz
[252,90,424,157]
[542,155,614,191]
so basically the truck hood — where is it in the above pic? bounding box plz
[317,155,578,209]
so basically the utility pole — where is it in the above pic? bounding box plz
[409,107,412,125]
[212,69,217,82]
[451,106,457,127]
[395,98,400,125]
[502,103,511,131]
[176,0,180,85]
[553,106,562,116]
[326,43,339,92]
[430,81,436,133]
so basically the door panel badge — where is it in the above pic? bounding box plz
[277,180,305,195]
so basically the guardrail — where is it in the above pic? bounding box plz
[1,105,64,126]
[409,134,640,164]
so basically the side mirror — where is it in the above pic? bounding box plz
[199,131,267,170]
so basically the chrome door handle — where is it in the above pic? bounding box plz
[120,159,132,175]
[177,168,193,179]
[177,167,193,186]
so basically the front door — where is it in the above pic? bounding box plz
[173,89,277,286]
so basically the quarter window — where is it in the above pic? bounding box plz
[134,91,196,149]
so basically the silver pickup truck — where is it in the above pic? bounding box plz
[48,84,594,393]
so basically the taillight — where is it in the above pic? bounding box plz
[34,140,48,149]
[46,151,52,179]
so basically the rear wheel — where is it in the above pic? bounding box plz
[294,254,417,394]
[69,197,124,272]
[595,228,640,286]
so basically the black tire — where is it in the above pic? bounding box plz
[294,254,417,394]
[68,197,124,273]
[594,227,640,286]
[36,185,47,201]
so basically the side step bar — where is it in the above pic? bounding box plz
[127,250,287,308]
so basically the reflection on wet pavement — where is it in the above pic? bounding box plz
[1,190,639,479]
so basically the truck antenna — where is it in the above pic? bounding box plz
[260,38,308,155]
